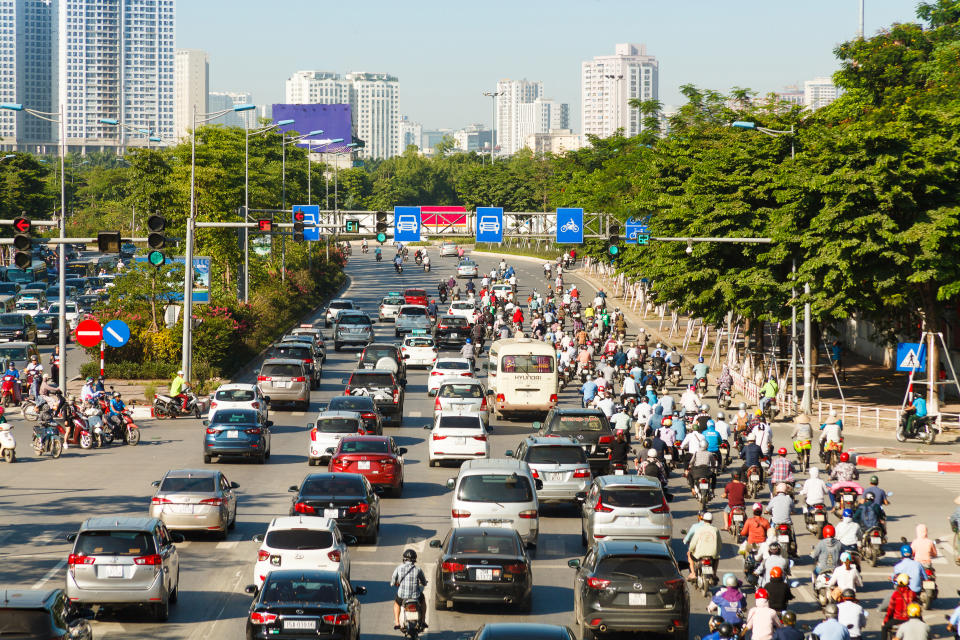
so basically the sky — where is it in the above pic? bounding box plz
[178,0,922,132]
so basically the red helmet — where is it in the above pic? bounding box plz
[822,524,835,538]
[778,447,787,456]
[755,588,769,600]
[839,452,850,463]
[769,566,784,579]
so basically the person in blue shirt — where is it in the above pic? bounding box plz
[659,393,676,416]
[862,475,889,506]
[892,545,926,596]
[613,350,628,368]
[703,420,722,453]
[630,365,644,383]
[812,603,850,640]
[904,393,928,438]
[947,598,960,639]
[740,434,763,481]
[581,379,598,408]
[426,300,438,317]
[773,611,805,640]
[645,384,658,406]
[107,392,126,440]
[673,412,687,442]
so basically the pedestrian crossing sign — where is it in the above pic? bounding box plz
[896,342,926,372]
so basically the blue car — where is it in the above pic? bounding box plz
[203,408,272,464]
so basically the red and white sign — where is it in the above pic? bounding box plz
[421,206,467,233]
[75,319,103,348]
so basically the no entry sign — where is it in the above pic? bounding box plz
[75,319,103,348]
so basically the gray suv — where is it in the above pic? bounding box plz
[257,358,310,411]
[334,312,373,351]
[507,436,591,504]
[65,516,183,621]
[394,305,432,338]
[579,475,672,547]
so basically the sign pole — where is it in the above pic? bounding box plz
[100,341,105,378]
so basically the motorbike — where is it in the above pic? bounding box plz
[805,503,829,536]
[921,565,938,608]
[718,441,731,468]
[399,598,425,639]
[423,262,430,272]
[438,290,447,304]
[717,386,732,410]
[762,398,778,421]
[361,244,368,254]
[743,544,760,587]
[745,465,763,499]
[86,410,112,448]
[611,460,630,476]
[394,262,404,274]
[696,376,708,395]
[730,505,746,543]
[822,443,843,473]
[896,413,941,445]
[58,409,94,449]
[813,568,833,606]
[795,440,811,472]
[775,522,797,557]
[375,252,382,262]
[153,387,201,419]
[833,487,859,516]
[31,421,62,458]
[694,556,719,597]
[667,365,682,387]
[694,476,713,511]
[0,373,19,407]
[0,422,15,462]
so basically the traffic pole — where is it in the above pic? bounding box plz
[100,341,105,378]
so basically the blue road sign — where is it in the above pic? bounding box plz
[394,206,421,243]
[624,217,649,244]
[896,342,927,372]
[102,319,131,348]
[292,205,319,226]
[304,228,322,241]
[556,208,584,244]
[476,207,504,243]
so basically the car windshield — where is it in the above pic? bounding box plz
[549,415,605,432]
[361,347,397,364]
[439,383,483,399]
[301,476,364,496]
[595,556,676,579]
[383,297,404,305]
[437,361,470,371]
[339,439,389,454]
[405,338,434,347]
[35,315,55,326]
[160,476,216,493]
[261,364,302,377]
[261,577,341,605]
[501,355,554,373]
[399,307,426,317]
[75,530,155,556]
[0,347,29,362]
[601,487,662,508]
[0,284,17,294]
[451,532,520,555]
[16,301,38,309]
[350,373,394,387]
[265,529,334,550]
[527,446,587,464]
[437,415,483,430]
[328,397,375,412]
[339,314,371,325]
[458,474,533,502]
[315,418,360,434]
[0,609,60,635]
[215,389,255,402]
[452,303,474,310]
[212,410,258,425]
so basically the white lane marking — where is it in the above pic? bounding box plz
[215,541,239,550]
[291,411,305,417]
[352,560,573,568]
[31,559,65,589]
[355,545,378,552]
[409,411,422,417]
[198,569,246,640]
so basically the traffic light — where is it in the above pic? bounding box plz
[12,217,31,269]
[375,211,387,244]
[258,218,273,232]
[292,210,305,242]
[147,214,166,250]
[97,231,122,253]
[607,223,622,261]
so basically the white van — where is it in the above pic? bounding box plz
[487,337,558,420]
[445,458,541,548]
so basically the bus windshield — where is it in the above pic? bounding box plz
[500,354,554,374]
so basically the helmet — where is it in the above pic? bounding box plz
[647,449,657,458]
[840,551,852,563]
[465,338,472,344]
[841,588,856,601]
[42,373,49,380]
[723,572,738,587]
[701,512,713,522]
[656,343,662,348]
[896,573,910,586]
[822,524,835,538]
[431,299,435,303]
[718,623,735,639]
[778,447,787,456]
[177,370,184,376]
[870,475,879,485]
[840,452,850,463]
[0,407,5,416]
[907,603,922,618]
[709,615,724,630]
[700,403,708,412]
[662,417,672,426]
[781,610,797,626]
[769,566,783,579]
[716,411,725,420]
[29,354,37,361]
[842,508,853,518]
[754,409,763,416]
[900,544,913,558]
[646,384,653,390]
[755,588,768,600]
[698,357,704,363]
[738,402,747,410]
[403,549,418,562]
[113,392,122,399]
[865,492,876,501]
[707,420,715,429]
[85,377,94,383]
[768,542,782,555]
[824,603,839,618]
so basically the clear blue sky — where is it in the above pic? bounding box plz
[178,0,921,131]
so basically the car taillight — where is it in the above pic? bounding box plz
[361,412,376,420]
[304,358,313,364]
[251,402,259,409]
[505,563,526,574]
[530,469,539,479]
[595,500,613,513]
[549,393,558,403]
[393,389,399,404]
[67,554,95,565]
[205,428,215,434]
[210,401,217,409]
[432,434,446,440]
[292,377,306,382]
[473,434,487,441]
[199,497,225,506]
[343,388,351,395]
[430,371,443,376]
[434,396,442,410]
[133,554,163,566]
[257,550,271,561]
[257,376,271,382]
[151,497,172,504]
[310,429,317,441]
[480,396,488,410]
[598,435,612,444]
[250,612,278,625]
[519,509,538,519]
[323,613,352,626]
[294,502,315,514]
[496,393,505,403]
[330,457,345,468]
[452,509,470,519]
[347,503,369,514]
[664,578,684,590]
[245,428,261,435]
[573,468,591,478]
[461,372,472,377]
[328,550,341,562]
[441,561,466,572]
[926,568,935,578]
[587,577,611,590]
[651,496,670,514]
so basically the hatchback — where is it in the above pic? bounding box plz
[401,333,438,367]
[203,408,272,464]
[289,473,382,544]
[65,517,183,621]
[266,342,320,389]
[446,458,541,547]
[426,413,489,466]
[473,623,575,640]
[149,469,239,538]
[358,342,407,382]
[434,315,471,348]
[324,299,357,327]
[0,313,36,343]
[326,395,382,435]
[257,358,310,411]
[394,304,432,337]
[328,435,407,497]
[447,300,479,324]
[251,516,352,589]
[440,241,458,257]
[428,358,474,395]
[579,475,672,547]
[434,380,489,427]
[536,408,614,473]
[308,411,365,465]
[210,383,269,424]
[334,313,373,352]
[34,314,58,344]
[281,333,324,363]
[0,588,92,639]
[378,294,406,321]
[508,436,591,504]
[569,539,689,640]
[403,288,428,306]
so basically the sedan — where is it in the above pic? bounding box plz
[440,241,458,257]
[457,259,479,278]
[434,315,471,348]
[324,299,358,327]
[401,334,438,368]
[289,473,382,544]
[425,413,489,466]
[328,436,407,497]
[149,469,238,539]
[245,569,365,640]
[429,527,532,612]
[33,314,59,344]
[428,358,474,395]
[447,301,479,325]
[472,624,576,640]
[209,383,269,424]
[203,408,272,464]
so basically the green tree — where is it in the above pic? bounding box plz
[108,262,185,331]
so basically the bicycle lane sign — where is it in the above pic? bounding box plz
[556,208,584,244]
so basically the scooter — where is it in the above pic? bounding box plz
[694,476,713,511]
[717,386,732,409]
[805,503,829,536]
[375,252,382,262]
[921,565,938,608]
[743,544,760,587]
[696,376,708,395]
[31,421,62,458]
[729,505,746,542]
[695,556,719,597]
[0,422,15,462]
[153,386,201,419]
[0,373,18,407]
[423,262,430,272]
[813,568,833,606]
[896,413,940,445]
[861,527,884,566]
[667,365,682,387]
[775,522,798,557]
[745,466,763,499]
[399,598,425,639]
[833,487,859,516]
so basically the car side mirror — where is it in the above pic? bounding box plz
[170,533,185,544]
[265,420,274,427]
[264,396,271,404]
[422,424,431,430]
[398,447,408,456]
[325,447,335,455]
[567,559,581,568]
[151,480,160,487]
[202,420,209,427]
[252,534,264,543]
[575,492,586,503]
[505,450,514,458]
[244,585,258,595]
[66,533,77,542]
[231,481,240,489]
[307,423,315,430]
[355,585,367,595]
[534,479,543,490]
[429,539,442,548]
[446,478,455,490]
[288,485,299,492]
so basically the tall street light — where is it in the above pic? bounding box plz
[603,74,624,134]
[1,102,67,391]
[304,132,328,205]
[183,102,256,380]
[482,91,502,163]
[731,120,807,411]
[99,119,160,149]
[279,129,324,281]
[308,139,344,262]
[244,118,295,303]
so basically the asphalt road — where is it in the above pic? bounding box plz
[1,245,958,640]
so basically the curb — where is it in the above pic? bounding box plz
[854,453,960,473]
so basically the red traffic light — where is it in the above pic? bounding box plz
[13,217,30,233]
[293,210,305,223]
[258,219,272,232]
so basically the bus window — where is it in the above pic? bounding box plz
[501,355,554,374]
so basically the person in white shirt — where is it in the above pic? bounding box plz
[834,511,862,548]
[836,590,867,638]
[610,405,632,434]
[593,390,615,418]
[681,428,706,456]
[820,414,844,454]
[634,400,653,438]
[561,334,574,350]
[827,553,863,594]
[681,386,701,414]
[621,375,639,402]
[626,346,639,362]
[799,467,830,513]
[594,374,607,394]
[751,420,772,454]
[559,349,573,369]
[713,411,731,440]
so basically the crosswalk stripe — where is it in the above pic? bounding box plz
[215,541,239,550]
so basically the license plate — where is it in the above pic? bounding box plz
[615,469,625,475]
[479,521,510,528]
[324,508,340,519]
[702,565,714,575]
[284,620,316,630]
[733,515,744,523]
[778,534,789,543]
[628,592,647,606]
[170,504,193,514]
[358,461,370,470]
[815,514,825,521]
[750,474,759,482]
[871,536,882,544]
[619,517,643,527]
[227,430,239,438]
[923,580,935,589]
[475,568,500,581]
[104,565,123,578]
[281,381,292,388]
[450,333,458,338]
[548,472,564,481]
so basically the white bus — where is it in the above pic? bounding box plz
[487,337,558,420]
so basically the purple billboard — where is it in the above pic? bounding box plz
[271,104,353,150]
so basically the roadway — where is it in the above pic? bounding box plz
[0,245,957,640]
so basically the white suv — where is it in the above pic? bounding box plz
[425,413,489,466]
[252,516,352,588]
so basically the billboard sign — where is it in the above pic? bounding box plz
[271,104,353,148]
[421,206,468,233]
[133,255,211,304]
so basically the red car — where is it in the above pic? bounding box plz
[404,288,428,307]
[328,436,407,497]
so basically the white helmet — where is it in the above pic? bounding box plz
[647,449,658,458]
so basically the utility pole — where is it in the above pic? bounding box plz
[482,91,502,163]
[858,0,865,39]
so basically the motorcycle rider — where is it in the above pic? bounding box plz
[703,420,722,456]
[835,509,862,555]
[393,253,403,272]
[911,524,937,568]
[853,493,886,537]
[882,575,917,640]
[684,511,720,582]
[773,610,804,640]
[751,412,773,457]
[743,588,781,640]
[715,411,731,441]
[759,375,778,414]
[765,565,793,613]
[681,384,701,418]
[790,413,813,460]
[608,430,632,470]
[610,404,632,438]
[735,402,750,434]
[38,374,58,409]
[708,573,747,629]
[755,541,790,588]
[766,483,794,527]
[638,447,666,485]
[811,525,843,579]
[812,603,849,640]
[374,246,382,261]
[895,603,928,640]
[741,503,771,545]
[391,549,428,631]
[820,409,844,460]
[460,338,476,370]
[837,589,867,640]
[740,433,764,485]
[829,453,861,507]
[692,356,710,388]
[768,448,796,495]
[25,355,42,400]
[686,447,718,494]
[170,370,188,411]
[827,552,863,599]
[80,377,96,403]
[722,471,747,531]
[892,545,925,598]
[863,475,890,506]
[108,392,127,440]
[717,365,734,397]
[361,238,368,253]
[2,361,21,403]
[902,392,928,439]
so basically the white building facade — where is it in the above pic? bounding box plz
[398,116,422,152]
[804,77,843,111]
[174,48,208,140]
[208,91,254,129]
[581,43,658,139]
[0,0,56,151]
[494,78,542,156]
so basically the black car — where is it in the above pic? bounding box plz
[75,295,101,314]
[0,282,20,296]
[429,527,532,612]
[326,395,383,435]
[343,370,404,427]
[434,315,471,348]
[535,408,614,473]
[0,313,37,343]
[473,623,575,640]
[203,408,273,464]
[267,342,320,389]
[244,569,365,640]
[568,540,689,640]
[64,278,88,293]
[0,588,92,639]
[34,313,59,344]
[289,473,381,544]
[358,342,407,382]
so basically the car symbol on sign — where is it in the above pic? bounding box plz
[478,217,500,233]
[396,215,418,232]
[560,219,580,233]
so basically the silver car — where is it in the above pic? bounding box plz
[457,259,479,278]
[334,312,373,351]
[508,436,591,504]
[440,241,458,257]
[394,304,432,338]
[579,475,672,548]
[65,517,182,621]
[149,469,238,538]
[257,358,310,411]
[378,294,406,322]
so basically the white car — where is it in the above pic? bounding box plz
[428,358,475,395]
[491,283,514,299]
[252,516,351,588]
[440,242,458,257]
[378,294,406,322]
[434,379,489,428]
[456,259,479,278]
[209,383,269,424]
[309,411,365,465]
[324,299,357,327]
[14,300,41,317]
[396,215,418,232]
[426,413,489,466]
[447,301,479,324]
[401,334,438,367]
[48,302,79,329]
[478,216,501,234]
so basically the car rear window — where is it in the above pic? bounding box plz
[215,389,255,402]
[405,289,426,297]
[350,373,395,387]
[302,476,365,496]
[328,397,375,412]
[330,301,353,309]
[549,415,605,432]
[441,317,468,327]
[405,337,434,347]
[315,418,361,433]
[437,360,470,371]
[160,476,216,493]
[595,556,677,579]
[439,383,483,399]
[458,474,533,503]
[261,577,341,604]
[437,415,483,429]
[399,307,427,316]
[340,439,389,454]
[0,347,30,362]
[270,345,311,359]
[261,364,302,377]
[527,445,587,464]
[362,347,397,364]
[0,609,60,636]
[0,314,24,325]
[339,314,371,325]
[265,529,334,550]
[212,410,258,424]
[75,531,156,556]
[451,532,520,555]
[502,355,554,373]
[601,487,663,508]
[383,297,405,305]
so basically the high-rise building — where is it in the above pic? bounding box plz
[804,77,843,111]
[581,43,658,139]
[284,70,400,159]
[0,0,56,151]
[174,49,208,140]
[518,97,569,144]
[58,0,175,152]
[208,91,255,128]
[398,116,422,152]
[494,79,542,156]
[452,123,491,153]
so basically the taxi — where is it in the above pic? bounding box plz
[378,293,405,322]
[400,331,438,368]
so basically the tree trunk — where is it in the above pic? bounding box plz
[743,318,752,353]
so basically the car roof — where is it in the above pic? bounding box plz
[350,369,396,376]
[551,408,605,417]
[438,379,483,386]
[594,539,673,557]
[329,395,374,404]
[267,515,337,532]
[435,358,471,365]
[80,516,160,532]
[163,469,219,479]
[339,435,390,443]
[316,410,362,419]
[460,458,530,474]
[523,436,581,447]
[215,383,256,392]
[448,526,521,539]
[260,569,342,582]
[0,588,60,609]
[364,343,399,350]
[596,475,663,489]
[262,358,305,366]
[398,304,427,311]
[330,299,355,304]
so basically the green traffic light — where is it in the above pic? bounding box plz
[608,245,620,256]
[148,250,165,266]
[376,232,386,243]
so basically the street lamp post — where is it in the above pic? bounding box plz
[183,102,256,380]
[310,138,344,263]
[482,91,502,163]
[603,74,624,134]
[279,129,324,281]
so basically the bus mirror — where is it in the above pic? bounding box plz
[532,421,542,430]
